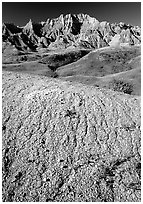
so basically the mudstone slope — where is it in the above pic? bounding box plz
[2,71,141,202]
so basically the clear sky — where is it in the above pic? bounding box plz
[2,2,141,27]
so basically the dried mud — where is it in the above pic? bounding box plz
[2,71,141,202]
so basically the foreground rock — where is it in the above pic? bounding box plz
[2,71,141,202]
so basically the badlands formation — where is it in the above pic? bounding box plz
[2,14,141,51]
[2,14,141,202]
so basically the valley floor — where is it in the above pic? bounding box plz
[2,45,141,96]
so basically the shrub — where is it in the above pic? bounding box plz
[109,79,133,94]
[52,72,59,78]
[39,50,90,70]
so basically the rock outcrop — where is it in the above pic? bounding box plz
[109,34,121,47]
[2,14,141,51]
[2,71,141,202]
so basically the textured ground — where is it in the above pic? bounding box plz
[2,48,90,79]
[2,71,141,202]
[57,46,141,77]
[57,45,141,96]
[3,45,141,96]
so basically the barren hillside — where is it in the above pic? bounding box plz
[2,12,141,202]
[3,45,141,96]
[2,71,141,202]
[57,45,141,95]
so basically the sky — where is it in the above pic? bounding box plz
[2,2,141,27]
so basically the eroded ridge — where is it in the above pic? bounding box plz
[2,71,141,202]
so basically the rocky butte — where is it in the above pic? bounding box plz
[2,14,141,202]
[2,13,141,51]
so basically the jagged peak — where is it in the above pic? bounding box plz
[23,19,34,34]
[25,19,33,27]
[2,13,141,50]
[100,21,108,27]
[3,14,140,29]
[3,22,20,28]
[23,19,34,29]
[2,23,6,28]
[28,19,33,24]
[40,21,46,26]
[2,22,22,34]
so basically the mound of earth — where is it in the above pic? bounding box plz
[2,71,141,202]
[57,45,140,77]
[2,49,91,78]
[2,44,141,96]
[57,45,141,96]
[39,49,90,71]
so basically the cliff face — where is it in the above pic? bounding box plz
[2,14,141,51]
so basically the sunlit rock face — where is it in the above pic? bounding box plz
[2,14,141,51]
[109,34,121,47]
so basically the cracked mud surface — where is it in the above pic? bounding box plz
[2,71,141,202]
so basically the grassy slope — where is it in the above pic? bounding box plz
[57,46,140,77]
[57,45,141,95]
[2,48,91,78]
[2,45,141,96]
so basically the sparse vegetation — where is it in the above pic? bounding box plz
[101,49,140,63]
[52,71,59,78]
[39,49,90,70]
[109,79,133,94]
